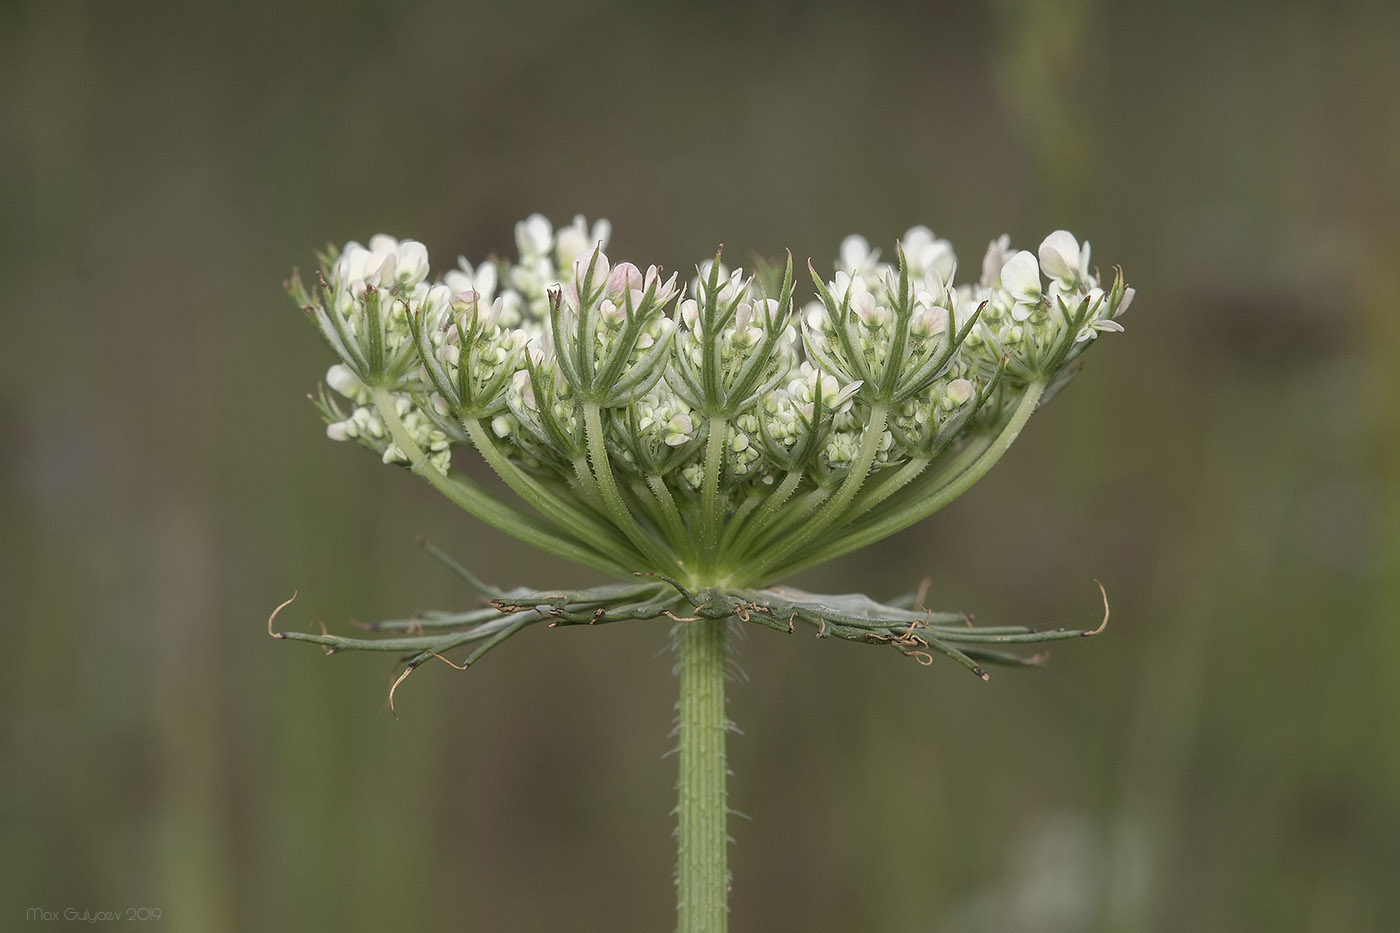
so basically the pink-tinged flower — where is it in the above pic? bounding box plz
[981,234,1012,288]
[607,262,644,294]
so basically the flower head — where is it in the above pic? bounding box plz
[295,216,1133,588]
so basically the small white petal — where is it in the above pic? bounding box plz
[981,235,1011,288]
[554,226,588,268]
[590,218,612,250]
[515,214,554,257]
[1115,286,1135,317]
[396,239,430,285]
[832,380,863,410]
[839,235,872,272]
[607,262,644,293]
[1038,230,1082,281]
[1001,251,1042,304]
[370,252,397,285]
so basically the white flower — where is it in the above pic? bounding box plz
[452,291,503,332]
[515,214,554,259]
[555,215,612,268]
[393,239,430,286]
[788,363,862,417]
[909,304,949,339]
[691,259,729,299]
[663,412,694,446]
[945,378,974,408]
[837,235,879,277]
[572,248,612,297]
[716,269,750,306]
[981,235,1012,288]
[901,226,956,282]
[679,298,700,329]
[1000,251,1043,319]
[333,241,373,286]
[361,235,429,287]
[1038,230,1090,284]
[644,265,680,306]
[681,462,705,490]
[335,236,430,289]
[1074,290,1127,342]
[828,270,870,306]
[824,430,862,468]
[326,364,365,399]
[443,257,498,303]
[852,291,890,329]
[607,262,644,294]
[497,291,527,329]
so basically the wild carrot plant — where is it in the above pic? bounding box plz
[272,215,1133,932]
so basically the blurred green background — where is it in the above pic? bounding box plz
[3,0,1398,930]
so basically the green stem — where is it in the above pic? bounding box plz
[676,619,728,933]
[836,455,931,527]
[764,383,1046,580]
[698,417,729,575]
[572,452,602,503]
[370,388,631,578]
[798,426,991,553]
[737,484,832,561]
[647,475,695,562]
[724,470,802,557]
[744,404,889,579]
[583,401,679,573]
[716,492,758,552]
[463,418,641,569]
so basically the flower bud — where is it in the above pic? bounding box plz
[326,364,364,399]
[981,235,1012,288]
[945,378,974,408]
[573,249,611,296]
[607,262,644,294]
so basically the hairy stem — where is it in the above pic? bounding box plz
[724,469,803,557]
[743,404,889,580]
[765,382,1046,580]
[369,388,631,578]
[463,418,641,568]
[583,401,679,573]
[647,475,695,563]
[698,417,729,576]
[676,619,728,933]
